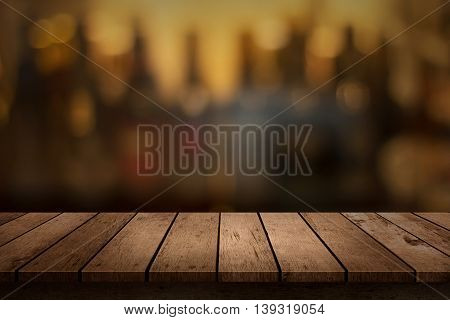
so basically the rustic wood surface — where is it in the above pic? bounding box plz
[82,213,176,282]
[378,212,450,255]
[0,213,27,227]
[343,212,450,282]
[218,213,279,282]
[414,212,450,230]
[261,212,345,282]
[0,212,448,283]
[19,213,134,281]
[0,213,60,247]
[0,213,94,281]
[149,213,219,282]
[301,213,415,282]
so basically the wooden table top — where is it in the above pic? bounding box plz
[0,212,448,283]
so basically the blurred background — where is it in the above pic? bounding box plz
[0,0,449,212]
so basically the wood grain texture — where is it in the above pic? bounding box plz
[0,213,94,281]
[149,213,219,282]
[82,213,176,282]
[0,213,60,247]
[343,213,450,282]
[219,212,278,282]
[261,213,345,282]
[302,213,414,282]
[378,213,450,255]
[19,213,134,281]
[0,212,447,284]
[414,212,450,230]
[0,213,27,227]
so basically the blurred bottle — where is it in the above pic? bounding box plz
[9,17,49,202]
[123,21,158,121]
[277,22,307,89]
[59,16,117,208]
[177,30,210,119]
[117,21,164,204]
[234,30,267,122]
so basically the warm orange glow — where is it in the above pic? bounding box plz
[85,0,386,99]
[29,19,54,49]
[307,26,344,58]
[336,80,370,112]
[69,89,95,137]
[87,11,134,56]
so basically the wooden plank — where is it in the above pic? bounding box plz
[301,213,414,282]
[0,212,95,281]
[219,212,278,282]
[0,213,60,247]
[378,213,450,255]
[149,213,219,282]
[343,213,450,282]
[260,213,345,282]
[82,213,176,282]
[19,213,134,281]
[414,212,450,230]
[0,213,27,226]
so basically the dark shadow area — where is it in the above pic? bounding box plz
[1,282,449,300]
